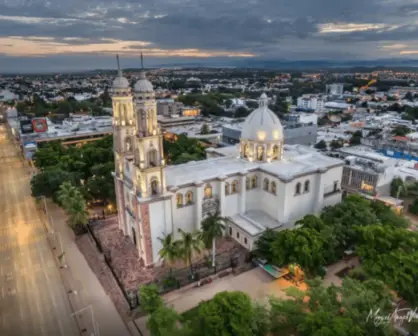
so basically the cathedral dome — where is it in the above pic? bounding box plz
[112,76,129,89]
[241,93,283,142]
[134,70,154,92]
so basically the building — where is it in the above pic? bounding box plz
[157,99,200,117]
[337,146,397,196]
[326,83,344,96]
[157,116,196,129]
[296,95,325,112]
[111,62,343,267]
[221,121,317,146]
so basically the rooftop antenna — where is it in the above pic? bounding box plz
[140,52,144,69]
[116,54,122,76]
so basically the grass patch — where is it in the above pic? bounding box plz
[181,305,200,322]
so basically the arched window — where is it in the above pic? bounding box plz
[304,180,310,193]
[125,137,132,152]
[176,193,183,208]
[246,177,250,190]
[232,180,239,193]
[243,144,249,158]
[263,178,269,191]
[151,179,159,195]
[148,149,158,167]
[295,182,301,195]
[252,175,258,188]
[225,182,230,195]
[186,191,193,204]
[204,184,212,199]
[272,145,279,160]
[271,181,277,195]
[257,145,264,161]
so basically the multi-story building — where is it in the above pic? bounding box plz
[326,83,344,96]
[296,95,325,112]
[337,146,397,196]
[222,121,317,147]
[157,99,200,117]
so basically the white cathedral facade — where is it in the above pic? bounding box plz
[111,60,344,267]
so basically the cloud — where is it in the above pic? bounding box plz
[0,0,418,71]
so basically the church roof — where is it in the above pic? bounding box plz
[165,144,343,188]
[241,93,283,142]
[134,71,154,92]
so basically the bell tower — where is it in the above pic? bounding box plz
[132,54,166,199]
[112,55,135,177]
[111,55,134,234]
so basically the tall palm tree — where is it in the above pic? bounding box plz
[57,181,78,210]
[158,233,180,276]
[200,210,225,267]
[177,229,203,274]
[67,192,89,230]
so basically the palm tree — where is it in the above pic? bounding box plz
[67,192,89,230]
[158,233,180,276]
[200,210,225,267]
[57,181,78,210]
[177,228,203,275]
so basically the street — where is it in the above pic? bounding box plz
[0,124,79,336]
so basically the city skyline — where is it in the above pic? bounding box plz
[2,0,418,71]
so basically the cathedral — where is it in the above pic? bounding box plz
[111,57,344,267]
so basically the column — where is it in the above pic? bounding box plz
[314,172,325,213]
[240,174,246,214]
[219,179,226,216]
[195,183,203,230]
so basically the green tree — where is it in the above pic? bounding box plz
[315,140,327,150]
[57,181,79,210]
[147,305,182,336]
[200,123,210,134]
[33,141,66,169]
[56,101,73,116]
[269,278,395,336]
[30,168,76,201]
[200,210,225,267]
[271,228,325,276]
[66,191,89,230]
[390,177,406,198]
[177,229,204,275]
[392,125,411,137]
[356,225,418,304]
[138,284,163,314]
[158,233,180,276]
[349,131,362,146]
[409,197,418,215]
[234,106,250,118]
[254,228,277,261]
[330,139,343,150]
[196,291,255,336]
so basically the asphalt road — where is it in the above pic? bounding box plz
[0,124,79,336]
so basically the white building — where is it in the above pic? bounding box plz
[326,83,344,96]
[297,95,325,112]
[111,61,344,267]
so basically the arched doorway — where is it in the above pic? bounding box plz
[150,179,159,195]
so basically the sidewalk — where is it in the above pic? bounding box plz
[43,200,134,336]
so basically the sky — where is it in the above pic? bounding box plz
[2,0,418,72]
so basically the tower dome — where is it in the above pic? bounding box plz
[241,93,283,142]
[112,55,130,89]
[134,70,154,92]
